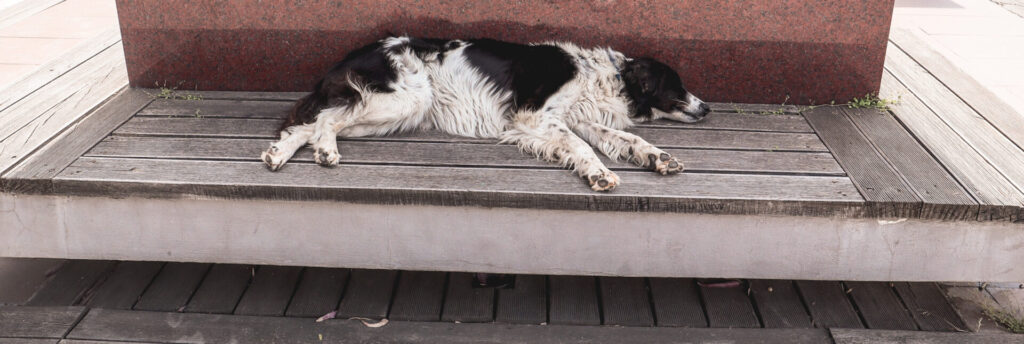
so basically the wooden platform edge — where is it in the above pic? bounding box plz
[802,106,922,218]
[1,88,153,193]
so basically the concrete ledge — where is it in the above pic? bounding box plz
[2,193,1022,282]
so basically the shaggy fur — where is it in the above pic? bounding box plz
[262,36,711,191]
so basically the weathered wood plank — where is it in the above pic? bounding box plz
[53,158,864,218]
[794,281,863,329]
[843,107,978,220]
[700,280,760,328]
[0,338,58,344]
[84,261,163,310]
[889,28,1024,153]
[441,272,495,323]
[548,276,601,326]
[495,275,547,324]
[0,28,119,112]
[804,106,921,218]
[880,71,1024,221]
[0,306,85,339]
[707,102,803,115]
[885,42,1024,219]
[137,97,812,133]
[892,282,966,332]
[0,44,128,176]
[285,267,348,318]
[649,278,707,327]
[86,136,845,176]
[233,266,303,316]
[389,271,447,322]
[25,260,115,307]
[844,282,917,330]
[831,328,1024,344]
[1,88,152,193]
[336,269,396,319]
[185,264,252,314]
[599,277,654,327]
[112,117,829,152]
[749,280,812,328]
[0,258,64,306]
[0,0,62,29]
[68,308,835,343]
[133,263,209,312]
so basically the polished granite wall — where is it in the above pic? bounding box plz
[115,0,895,104]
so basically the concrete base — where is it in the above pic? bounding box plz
[2,193,1022,282]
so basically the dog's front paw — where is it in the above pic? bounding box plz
[314,147,341,167]
[649,153,683,175]
[587,171,620,192]
[261,145,287,171]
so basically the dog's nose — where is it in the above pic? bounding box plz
[698,103,711,116]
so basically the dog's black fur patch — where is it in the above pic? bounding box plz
[462,39,578,113]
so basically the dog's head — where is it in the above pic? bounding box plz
[622,58,710,123]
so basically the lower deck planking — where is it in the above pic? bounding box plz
[0,88,1009,221]
[5,259,1022,343]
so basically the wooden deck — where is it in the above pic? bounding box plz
[1,86,1023,281]
[2,259,1022,343]
[0,88,1009,220]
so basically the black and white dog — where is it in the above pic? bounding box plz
[262,36,711,191]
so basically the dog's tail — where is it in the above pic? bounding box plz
[278,75,366,133]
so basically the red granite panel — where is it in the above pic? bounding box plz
[115,0,895,104]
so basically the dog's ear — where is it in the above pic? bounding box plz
[623,59,655,93]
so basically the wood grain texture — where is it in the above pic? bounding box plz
[599,277,654,327]
[335,269,396,319]
[699,281,760,328]
[67,308,835,344]
[133,263,209,312]
[885,42,1024,220]
[0,44,128,176]
[388,271,447,322]
[844,282,917,330]
[880,72,1024,221]
[0,28,119,112]
[25,260,115,307]
[185,264,253,314]
[749,280,811,328]
[0,306,84,339]
[0,0,63,31]
[794,281,863,329]
[831,328,1024,344]
[111,117,829,152]
[889,28,1024,153]
[548,276,600,326]
[648,278,707,327]
[233,266,302,316]
[52,157,864,218]
[441,272,495,323]
[804,106,921,218]
[285,267,348,318]
[495,275,547,324]
[86,136,845,176]
[843,107,978,220]
[1,89,151,193]
[892,282,966,332]
[84,261,163,310]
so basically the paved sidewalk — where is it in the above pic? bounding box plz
[893,0,1024,118]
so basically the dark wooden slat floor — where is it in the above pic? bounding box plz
[4,259,1016,343]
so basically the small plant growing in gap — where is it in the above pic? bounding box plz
[983,306,1024,334]
[847,93,898,110]
[148,81,203,101]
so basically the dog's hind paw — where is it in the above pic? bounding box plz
[649,153,683,175]
[587,171,620,192]
[261,145,287,171]
[314,147,341,167]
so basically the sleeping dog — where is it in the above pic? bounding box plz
[261,36,711,191]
